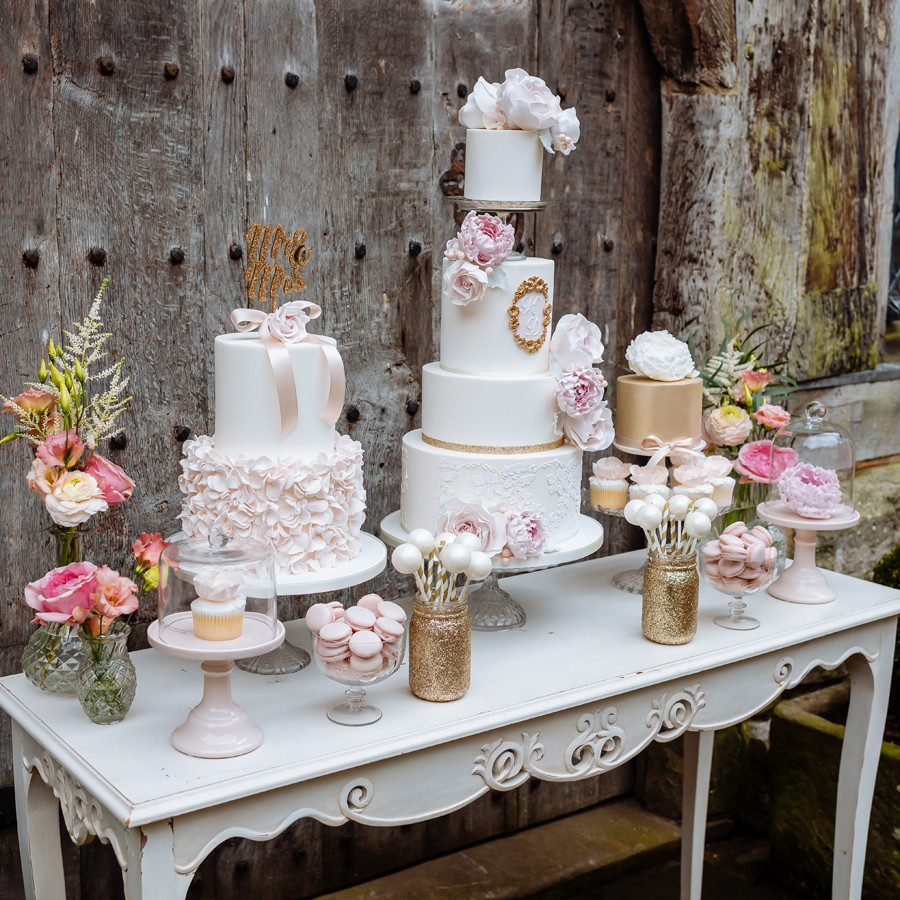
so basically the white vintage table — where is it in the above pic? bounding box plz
[2,550,898,900]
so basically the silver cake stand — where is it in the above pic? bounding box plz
[380,510,603,631]
[166,532,387,675]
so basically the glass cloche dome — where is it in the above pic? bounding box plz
[765,401,855,519]
[157,527,278,646]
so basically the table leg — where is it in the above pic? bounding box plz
[832,620,896,899]
[121,820,194,900]
[11,722,66,900]
[681,729,714,900]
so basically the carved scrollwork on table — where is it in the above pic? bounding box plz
[775,657,794,685]
[566,707,627,774]
[472,733,545,791]
[339,777,375,819]
[645,686,706,742]
[25,751,127,868]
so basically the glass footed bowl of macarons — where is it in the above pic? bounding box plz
[590,455,737,517]
[305,594,408,726]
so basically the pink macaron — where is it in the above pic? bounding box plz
[345,606,377,632]
[373,616,404,643]
[349,629,383,659]
[305,603,335,634]
[318,621,352,644]
[357,593,383,612]
[350,653,384,676]
[377,599,407,624]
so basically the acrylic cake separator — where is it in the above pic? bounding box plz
[166,531,387,674]
[380,510,603,631]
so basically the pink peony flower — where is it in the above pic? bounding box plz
[457,211,515,267]
[498,68,563,132]
[550,313,605,372]
[562,402,614,452]
[555,367,607,417]
[505,511,546,560]
[132,532,169,569]
[36,428,86,469]
[43,470,108,527]
[435,499,507,557]
[777,463,842,519]
[25,561,99,626]
[733,440,799,484]
[83,453,134,504]
[442,259,489,307]
[703,405,753,447]
[91,565,139,619]
[754,403,791,430]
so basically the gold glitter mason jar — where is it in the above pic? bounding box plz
[641,554,699,645]
[408,597,470,701]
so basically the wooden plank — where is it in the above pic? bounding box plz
[0,1,62,650]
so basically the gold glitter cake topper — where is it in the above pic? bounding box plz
[243,223,311,311]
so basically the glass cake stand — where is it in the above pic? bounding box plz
[167,532,387,675]
[380,510,604,631]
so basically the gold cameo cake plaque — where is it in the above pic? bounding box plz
[507,276,551,353]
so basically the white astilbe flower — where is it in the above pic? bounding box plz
[701,339,745,404]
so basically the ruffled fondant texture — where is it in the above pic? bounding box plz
[178,434,366,574]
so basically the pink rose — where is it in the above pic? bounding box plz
[435,500,507,557]
[442,259,489,307]
[754,403,791,430]
[555,367,607,417]
[457,212,515,267]
[25,561,99,626]
[132,532,169,568]
[36,429,85,469]
[498,68,563,132]
[4,389,56,417]
[733,440,799,484]
[741,369,775,393]
[562,402,614,452]
[43,470,108,527]
[550,313,605,372]
[703,406,753,447]
[777,463,842,518]
[83,453,134,504]
[91,565,139,619]
[505,511,546,560]
[267,300,321,343]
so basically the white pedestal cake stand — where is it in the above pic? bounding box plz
[147,614,285,758]
[380,510,604,631]
[167,532,387,675]
[757,500,860,604]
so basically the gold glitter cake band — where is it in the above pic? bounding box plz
[422,434,564,454]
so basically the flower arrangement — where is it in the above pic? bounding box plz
[1,279,133,564]
[443,211,516,306]
[622,494,715,559]
[391,529,493,605]
[435,499,547,564]
[459,68,580,155]
[696,308,797,510]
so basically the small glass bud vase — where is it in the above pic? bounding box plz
[76,625,137,725]
[641,554,699,645]
[408,597,471,702]
[22,622,84,694]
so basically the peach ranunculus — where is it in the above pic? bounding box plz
[132,532,169,569]
[43,470,108,528]
[24,561,99,626]
[703,405,753,447]
[36,428,86,469]
[26,456,62,497]
[83,453,134,504]
[754,403,791,430]
[733,440,799,484]
[90,565,139,619]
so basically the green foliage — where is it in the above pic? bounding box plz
[872,544,900,590]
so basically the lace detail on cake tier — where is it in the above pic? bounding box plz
[436,455,581,545]
[178,434,366,574]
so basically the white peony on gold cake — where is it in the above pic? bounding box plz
[397,70,610,563]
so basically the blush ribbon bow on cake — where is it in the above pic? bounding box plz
[231,301,346,438]
[639,435,705,468]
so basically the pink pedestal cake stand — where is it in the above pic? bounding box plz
[147,614,286,758]
[757,500,860,604]
[380,510,604,631]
